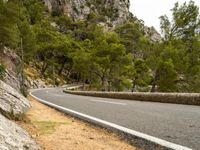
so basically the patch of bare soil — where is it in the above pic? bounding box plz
[19,97,138,150]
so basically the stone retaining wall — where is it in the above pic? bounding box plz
[64,90,200,105]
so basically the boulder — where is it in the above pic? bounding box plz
[0,80,30,119]
[0,114,40,150]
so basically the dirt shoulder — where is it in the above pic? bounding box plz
[18,97,137,150]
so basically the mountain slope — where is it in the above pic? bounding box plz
[44,0,130,27]
[43,0,161,41]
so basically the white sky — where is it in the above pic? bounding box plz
[130,0,200,33]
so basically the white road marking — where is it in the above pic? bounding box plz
[45,90,63,97]
[90,99,127,106]
[30,89,193,150]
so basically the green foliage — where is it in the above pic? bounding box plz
[0,0,20,48]
[18,20,36,61]
[145,42,179,92]
[159,0,200,92]
[160,0,200,41]
[156,60,178,92]
[1,0,200,93]
[115,22,143,53]
[23,0,45,24]
[90,32,133,91]
[131,59,150,91]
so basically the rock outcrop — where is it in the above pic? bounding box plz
[43,0,162,41]
[143,26,162,42]
[44,0,131,28]
[0,47,23,92]
[0,80,40,149]
[0,80,30,119]
[0,114,40,150]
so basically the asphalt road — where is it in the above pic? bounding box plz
[31,88,200,150]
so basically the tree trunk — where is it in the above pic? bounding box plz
[151,82,156,92]
[107,80,112,92]
[151,71,158,92]
[101,76,106,91]
[131,78,137,92]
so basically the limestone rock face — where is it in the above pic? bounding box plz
[0,80,30,117]
[144,26,162,42]
[43,0,162,41]
[0,47,22,92]
[0,114,40,150]
[43,0,131,27]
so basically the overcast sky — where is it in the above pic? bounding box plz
[130,0,200,33]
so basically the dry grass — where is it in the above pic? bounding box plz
[24,67,39,80]
[18,97,137,150]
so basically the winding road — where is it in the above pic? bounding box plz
[31,88,200,150]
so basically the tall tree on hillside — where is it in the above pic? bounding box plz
[130,59,150,92]
[160,1,200,41]
[34,21,59,76]
[115,22,143,53]
[23,0,45,25]
[0,0,20,48]
[160,0,200,92]
[146,43,179,92]
[18,20,36,62]
[92,32,133,91]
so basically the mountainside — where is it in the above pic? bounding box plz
[1,0,200,93]
[43,0,161,41]
[44,0,131,27]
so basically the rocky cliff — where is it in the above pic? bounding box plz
[0,80,40,150]
[43,0,161,41]
[0,47,40,149]
[0,80,30,118]
[0,47,22,92]
[0,114,40,150]
[44,0,131,27]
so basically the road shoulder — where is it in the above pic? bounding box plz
[18,97,137,150]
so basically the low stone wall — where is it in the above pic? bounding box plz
[64,90,200,106]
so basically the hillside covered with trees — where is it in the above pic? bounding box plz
[0,0,200,92]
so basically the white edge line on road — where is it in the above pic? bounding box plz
[89,99,127,105]
[30,89,193,150]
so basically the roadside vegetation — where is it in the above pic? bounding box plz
[0,0,200,92]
